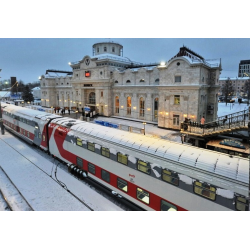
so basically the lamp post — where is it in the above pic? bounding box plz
[142,122,146,135]
[75,110,78,119]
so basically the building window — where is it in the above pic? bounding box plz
[162,169,179,186]
[101,147,110,158]
[117,178,128,193]
[154,98,158,119]
[112,47,115,52]
[87,142,95,152]
[88,162,96,175]
[89,92,96,104]
[126,80,131,83]
[127,96,131,115]
[137,160,151,175]
[137,187,149,204]
[117,152,128,165]
[175,76,181,82]
[173,115,180,126]
[155,78,159,83]
[101,91,103,97]
[194,181,216,201]
[161,200,177,211]
[174,95,180,105]
[104,47,107,52]
[115,80,118,83]
[139,79,145,83]
[139,97,145,117]
[101,169,110,183]
[97,47,99,53]
[115,96,119,114]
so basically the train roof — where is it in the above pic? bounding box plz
[2,103,61,121]
[51,118,249,185]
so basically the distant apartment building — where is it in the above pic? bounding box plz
[218,77,249,97]
[238,60,250,77]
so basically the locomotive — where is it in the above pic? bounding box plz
[1,103,249,211]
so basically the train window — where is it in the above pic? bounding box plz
[137,160,151,175]
[194,181,216,201]
[236,196,249,211]
[137,188,149,204]
[117,152,128,165]
[161,200,177,211]
[23,118,27,124]
[88,163,96,175]
[38,133,41,139]
[87,142,95,152]
[43,135,45,141]
[76,157,83,168]
[162,169,179,186]
[101,147,110,158]
[27,132,30,138]
[101,169,110,183]
[76,138,82,147]
[117,178,128,192]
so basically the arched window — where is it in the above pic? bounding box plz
[89,92,96,104]
[126,80,131,83]
[140,79,145,83]
[112,47,115,52]
[154,98,158,119]
[115,96,119,114]
[140,97,145,117]
[104,47,107,52]
[155,78,159,82]
[115,80,118,83]
[127,96,131,115]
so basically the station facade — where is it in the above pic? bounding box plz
[40,41,221,129]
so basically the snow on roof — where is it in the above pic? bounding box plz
[219,76,249,81]
[181,56,220,68]
[91,53,142,65]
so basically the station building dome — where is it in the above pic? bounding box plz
[93,41,123,57]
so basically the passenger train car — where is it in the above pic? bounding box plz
[1,103,249,211]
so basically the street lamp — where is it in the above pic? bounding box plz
[142,122,146,135]
[75,110,78,119]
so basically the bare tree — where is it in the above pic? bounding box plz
[221,77,234,105]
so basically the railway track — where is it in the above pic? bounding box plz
[0,166,33,211]
[0,188,11,211]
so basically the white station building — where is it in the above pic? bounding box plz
[40,41,221,129]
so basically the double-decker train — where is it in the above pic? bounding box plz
[1,103,249,211]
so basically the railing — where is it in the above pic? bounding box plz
[182,107,250,135]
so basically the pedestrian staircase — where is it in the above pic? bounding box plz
[181,107,250,138]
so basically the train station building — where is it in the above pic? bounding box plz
[40,41,221,129]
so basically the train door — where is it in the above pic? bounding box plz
[33,122,42,147]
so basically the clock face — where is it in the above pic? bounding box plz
[85,58,90,66]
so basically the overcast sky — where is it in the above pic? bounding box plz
[0,38,249,83]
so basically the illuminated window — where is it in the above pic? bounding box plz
[117,152,128,165]
[137,187,149,204]
[89,92,96,104]
[88,162,95,175]
[137,160,151,175]
[117,178,128,193]
[127,96,131,115]
[236,196,249,211]
[43,135,45,141]
[101,147,110,158]
[161,200,177,211]
[139,97,145,117]
[162,169,179,186]
[76,138,82,147]
[174,95,180,105]
[87,142,95,152]
[194,181,216,201]
[101,169,110,183]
